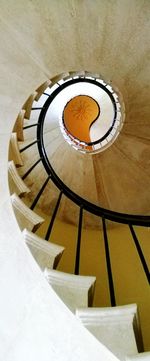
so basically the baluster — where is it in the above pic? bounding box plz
[22,158,42,180]
[30,176,51,210]
[102,217,116,306]
[43,92,51,97]
[20,139,38,153]
[45,190,63,241]
[31,107,43,110]
[23,123,38,130]
[75,206,83,275]
[129,225,150,284]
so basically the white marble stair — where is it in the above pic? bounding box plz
[76,304,143,361]
[11,193,44,231]
[23,107,42,132]
[9,132,23,166]
[13,109,25,141]
[22,229,65,270]
[44,268,96,312]
[50,72,70,84]
[22,92,48,141]
[8,160,30,196]
[35,79,52,101]
[32,93,50,109]
[22,91,38,119]
[23,119,39,141]
[85,71,100,78]
[66,70,85,79]
[126,353,150,361]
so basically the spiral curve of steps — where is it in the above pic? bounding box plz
[0,1,150,360]
[16,71,150,230]
[8,68,150,360]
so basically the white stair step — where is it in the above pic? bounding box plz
[50,72,70,84]
[85,71,100,78]
[44,268,96,312]
[32,93,49,109]
[26,108,42,124]
[9,132,23,166]
[76,304,143,361]
[11,193,44,231]
[43,131,64,160]
[13,109,25,141]
[68,70,85,78]
[35,80,52,101]
[8,160,30,196]
[43,86,54,95]
[126,352,150,361]
[23,119,38,141]
[22,91,38,119]
[22,229,64,270]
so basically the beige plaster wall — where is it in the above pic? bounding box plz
[4,0,149,222]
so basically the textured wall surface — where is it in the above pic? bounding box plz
[4,0,149,222]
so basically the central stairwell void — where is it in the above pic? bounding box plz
[8,71,150,361]
[40,72,124,155]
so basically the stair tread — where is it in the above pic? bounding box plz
[11,193,44,231]
[44,268,96,312]
[76,305,140,361]
[22,229,64,270]
[8,160,30,196]
[126,352,150,361]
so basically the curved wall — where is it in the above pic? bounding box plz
[0,1,149,359]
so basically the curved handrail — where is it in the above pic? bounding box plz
[36,76,150,227]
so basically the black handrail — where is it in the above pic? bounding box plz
[39,77,117,147]
[39,140,150,226]
[37,76,150,227]
[18,73,150,312]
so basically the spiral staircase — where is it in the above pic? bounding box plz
[7,70,150,360]
[0,1,150,361]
